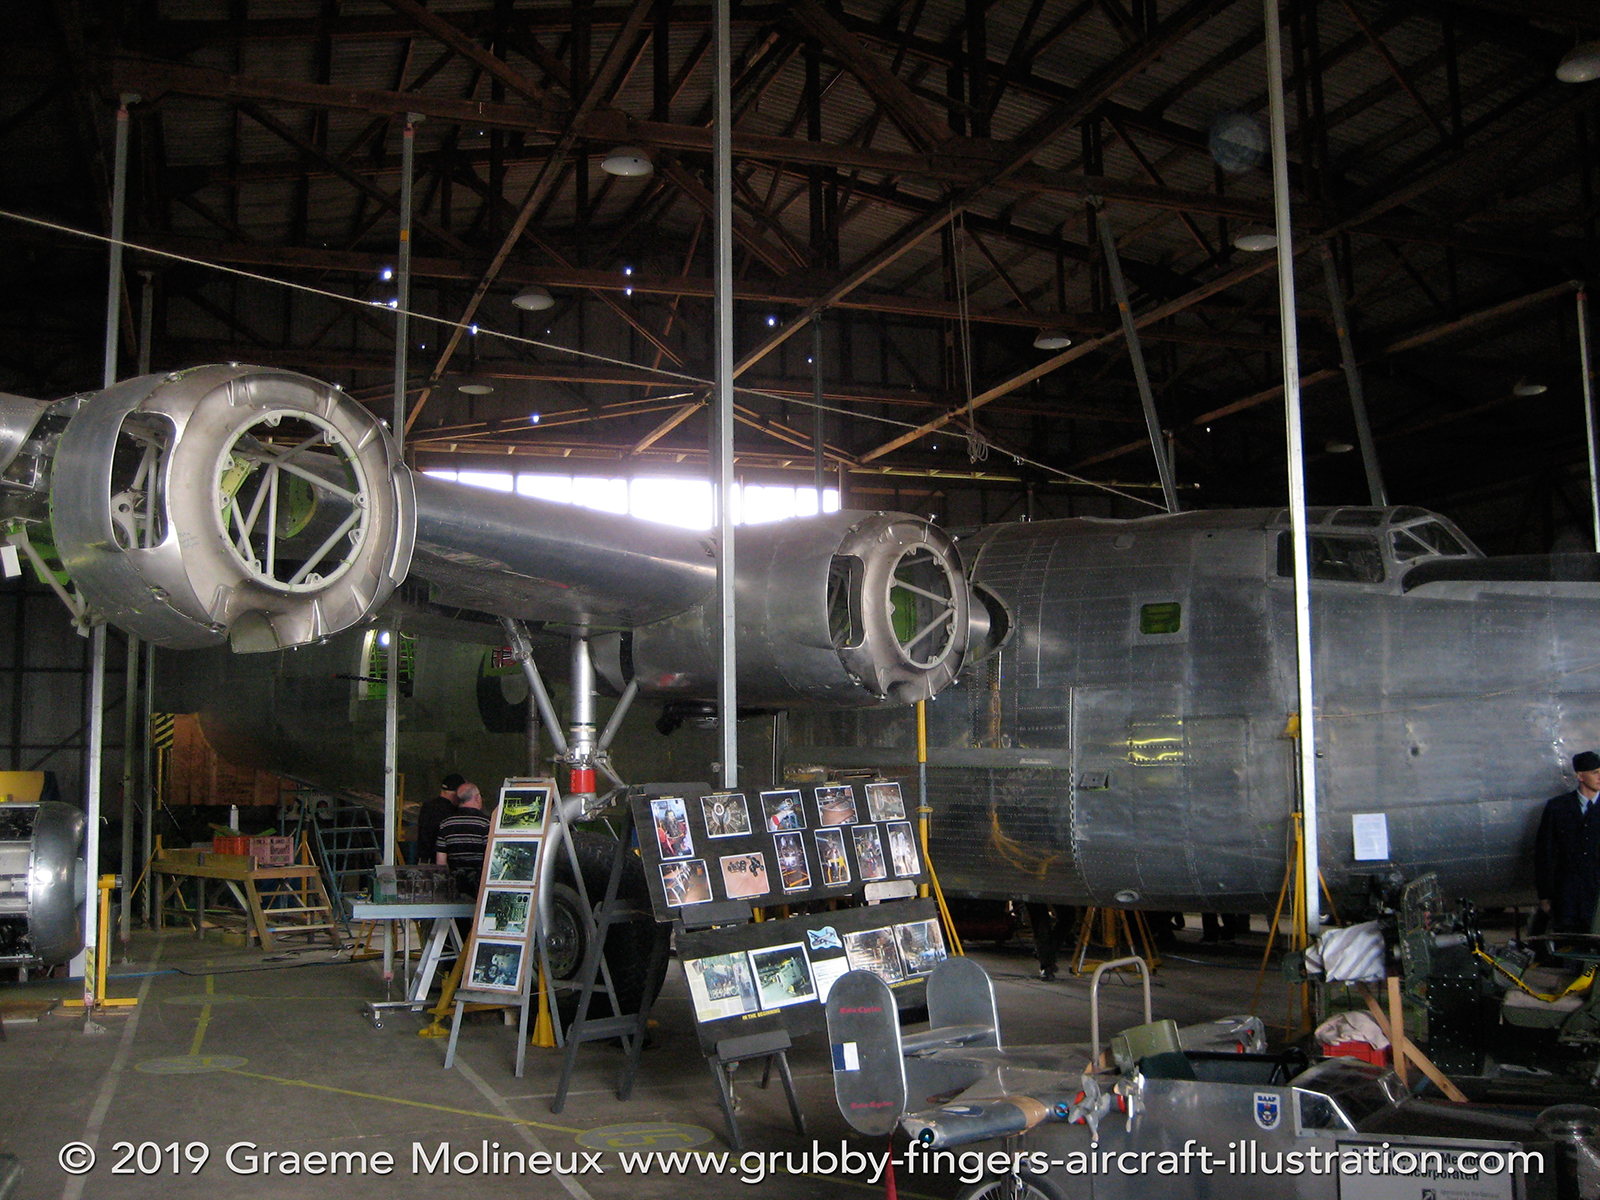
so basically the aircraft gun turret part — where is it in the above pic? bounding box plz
[49,366,414,651]
[0,801,86,965]
[601,511,972,708]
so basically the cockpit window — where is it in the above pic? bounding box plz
[1277,532,1386,583]
[1410,521,1467,557]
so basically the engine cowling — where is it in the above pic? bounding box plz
[46,365,414,651]
[596,510,972,707]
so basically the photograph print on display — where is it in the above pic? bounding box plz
[719,851,771,899]
[469,939,525,992]
[701,793,752,838]
[814,828,851,887]
[864,781,906,822]
[895,918,949,974]
[843,927,905,984]
[814,785,858,826]
[650,796,695,861]
[495,786,549,833]
[886,821,921,877]
[477,887,532,937]
[659,858,712,907]
[486,840,539,884]
[748,943,817,1009]
[852,826,888,881]
[761,789,807,832]
[684,952,761,1022]
[772,831,811,892]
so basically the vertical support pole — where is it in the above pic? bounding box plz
[119,635,138,950]
[79,94,135,993]
[916,700,929,900]
[101,98,132,389]
[78,626,107,999]
[654,0,671,121]
[137,272,155,375]
[812,315,825,498]
[394,115,418,445]
[383,114,417,983]
[712,0,738,790]
[1319,246,1386,507]
[140,641,154,925]
[138,276,155,928]
[1096,209,1178,513]
[1264,0,1322,931]
[1580,290,1600,549]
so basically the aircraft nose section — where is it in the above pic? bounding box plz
[47,365,414,650]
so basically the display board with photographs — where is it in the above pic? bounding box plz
[675,897,944,1052]
[456,777,556,998]
[633,780,927,921]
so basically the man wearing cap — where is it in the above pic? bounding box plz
[416,773,464,866]
[1535,751,1600,932]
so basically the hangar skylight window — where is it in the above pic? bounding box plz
[424,470,839,530]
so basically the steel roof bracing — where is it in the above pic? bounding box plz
[1,0,1598,548]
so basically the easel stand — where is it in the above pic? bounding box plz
[550,802,670,1106]
[708,1029,807,1152]
[1071,908,1161,975]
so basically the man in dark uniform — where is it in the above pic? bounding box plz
[1535,750,1600,932]
[416,773,464,865]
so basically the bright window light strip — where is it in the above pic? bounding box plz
[425,470,840,529]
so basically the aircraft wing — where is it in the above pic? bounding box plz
[0,364,979,708]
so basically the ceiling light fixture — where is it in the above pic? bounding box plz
[1033,330,1073,350]
[1233,231,1278,252]
[601,145,653,177]
[512,286,554,311]
[459,383,494,395]
[1557,41,1600,84]
[1513,380,1549,397]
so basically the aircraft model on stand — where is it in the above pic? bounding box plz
[2,363,1596,932]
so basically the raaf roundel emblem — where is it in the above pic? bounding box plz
[1253,1091,1281,1130]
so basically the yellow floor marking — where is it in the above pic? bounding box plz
[220,1067,586,1135]
[187,974,214,1056]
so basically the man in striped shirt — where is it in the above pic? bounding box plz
[435,781,490,896]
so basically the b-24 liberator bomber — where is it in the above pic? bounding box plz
[0,363,1595,917]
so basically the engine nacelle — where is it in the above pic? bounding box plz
[46,366,414,651]
[0,801,85,965]
[597,511,972,707]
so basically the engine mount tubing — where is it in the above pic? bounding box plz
[500,617,569,758]
[596,678,639,755]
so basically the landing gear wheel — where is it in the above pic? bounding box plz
[546,831,668,1021]
[955,1173,1069,1200]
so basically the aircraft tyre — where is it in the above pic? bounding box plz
[955,1173,1071,1200]
[548,831,668,1019]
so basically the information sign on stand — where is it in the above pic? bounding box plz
[443,778,555,1067]
[629,779,943,1148]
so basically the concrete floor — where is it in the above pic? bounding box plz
[0,926,1277,1200]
